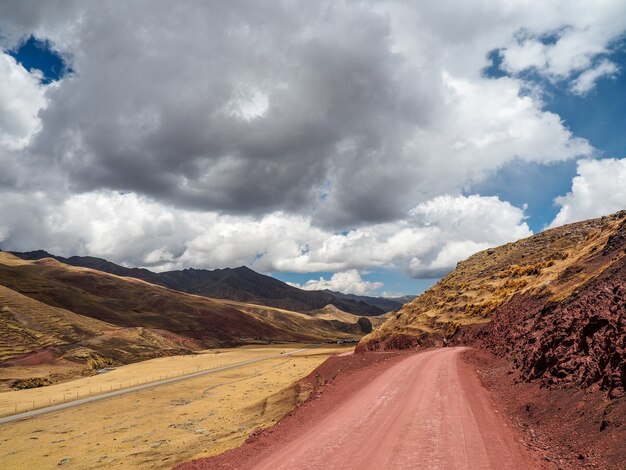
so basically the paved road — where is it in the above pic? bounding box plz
[0,344,323,425]
[251,347,535,470]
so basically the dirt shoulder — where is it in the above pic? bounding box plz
[463,349,626,470]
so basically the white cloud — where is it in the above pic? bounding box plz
[381,291,406,299]
[550,158,626,227]
[0,1,601,231]
[405,194,532,276]
[570,60,618,95]
[436,74,590,167]
[0,53,47,150]
[287,270,383,296]
[0,190,531,280]
[500,2,626,82]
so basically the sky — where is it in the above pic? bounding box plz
[0,1,625,297]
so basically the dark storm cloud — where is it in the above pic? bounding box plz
[0,0,601,231]
[4,1,433,226]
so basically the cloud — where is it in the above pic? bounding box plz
[287,270,383,296]
[570,60,619,95]
[0,190,531,279]
[0,52,47,151]
[499,2,626,81]
[0,0,603,231]
[0,1,624,283]
[550,158,626,227]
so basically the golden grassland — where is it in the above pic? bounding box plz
[0,343,352,469]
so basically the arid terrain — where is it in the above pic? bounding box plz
[11,251,390,315]
[0,343,351,469]
[181,211,626,470]
[0,252,373,389]
[354,210,626,468]
[1,213,625,469]
[2,2,624,469]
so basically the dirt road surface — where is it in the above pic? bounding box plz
[183,347,540,470]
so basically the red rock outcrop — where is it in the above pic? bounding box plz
[486,255,625,397]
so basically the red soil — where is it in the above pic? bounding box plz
[464,349,626,469]
[33,258,64,267]
[2,348,59,366]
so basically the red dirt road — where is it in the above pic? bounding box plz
[182,347,541,470]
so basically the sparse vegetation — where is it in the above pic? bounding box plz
[443,321,460,338]
[10,377,52,390]
[498,263,542,278]
[463,300,500,319]
[0,344,350,469]
[86,354,114,370]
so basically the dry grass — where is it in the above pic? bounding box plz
[0,284,112,363]
[0,343,351,469]
[363,211,626,345]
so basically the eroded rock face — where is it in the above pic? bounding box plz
[486,257,626,398]
[355,333,440,352]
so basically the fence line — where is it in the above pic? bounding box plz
[2,354,268,416]
[1,344,325,421]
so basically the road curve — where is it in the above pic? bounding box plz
[250,347,535,470]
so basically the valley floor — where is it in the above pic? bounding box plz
[0,343,350,469]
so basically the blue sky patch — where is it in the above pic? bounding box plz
[482,49,507,79]
[9,35,70,84]
[479,38,626,233]
[470,160,579,233]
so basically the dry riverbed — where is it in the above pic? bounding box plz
[0,343,351,469]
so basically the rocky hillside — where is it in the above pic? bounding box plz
[359,211,626,396]
[11,251,384,315]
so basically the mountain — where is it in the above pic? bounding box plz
[0,252,371,387]
[359,210,626,397]
[321,290,412,312]
[11,251,384,316]
[386,294,418,304]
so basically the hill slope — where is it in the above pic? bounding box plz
[359,211,626,396]
[11,251,384,315]
[0,253,371,387]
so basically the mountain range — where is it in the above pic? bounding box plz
[10,251,401,315]
[0,251,381,390]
